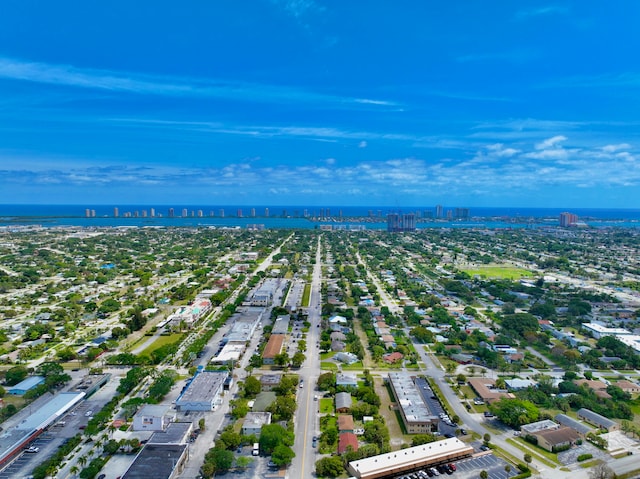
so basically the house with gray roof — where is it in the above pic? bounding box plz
[336,392,353,413]
[577,408,619,432]
[336,373,358,388]
[554,414,595,436]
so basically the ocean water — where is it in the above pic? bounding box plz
[0,204,639,229]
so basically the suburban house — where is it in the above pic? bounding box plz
[338,432,359,454]
[338,415,355,433]
[260,374,282,392]
[383,352,404,364]
[336,373,358,388]
[242,412,272,437]
[468,378,515,404]
[336,392,353,413]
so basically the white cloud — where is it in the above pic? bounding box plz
[358,141,368,148]
[0,56,394,109]
[602,143,631,152]
[535,135,567,150]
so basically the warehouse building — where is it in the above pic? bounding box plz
[175,371,228,412]
[347,438,473,479]
[388,373,438,434]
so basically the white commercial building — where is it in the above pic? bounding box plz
[175,371,228,412]
[347,438,473,479]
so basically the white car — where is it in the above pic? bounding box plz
[25,446,39,453]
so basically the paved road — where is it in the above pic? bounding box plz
[290,235,323,479]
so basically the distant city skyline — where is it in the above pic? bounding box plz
[1,2,639,208]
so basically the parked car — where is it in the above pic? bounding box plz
[25,447,39,453]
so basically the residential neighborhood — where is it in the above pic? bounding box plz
[0,225,638,479]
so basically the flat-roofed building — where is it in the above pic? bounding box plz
[347,438,473,479]
[0,391,85,467]
[133,405,174,432]
[251,279,279,306]
[175,371,228,412]
[581,322,631,340]
[272,315,290,335]
[388,373,438,434]
[121,444,188,479]
[262,334,285,364]
[242,412,271,437]
[148,422,192,445]
[520,419,559,435]
[211,343,246,365]
[260,374,282,391]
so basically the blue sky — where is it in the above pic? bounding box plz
[1,1,639,208]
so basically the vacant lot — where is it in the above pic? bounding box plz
[462,264,533,280]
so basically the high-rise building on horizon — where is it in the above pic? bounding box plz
[559,212,578,227]
[168,208,174,218]
[113,207,119,218]
[182,208,188,218]
[150,208,155,217]
[455,208,470,219]
[435,204,443,218]
[265,207,269,217]
[251,208,256,217]
[387,213,416,232]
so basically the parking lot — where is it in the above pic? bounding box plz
[452,454,518,479]
[414,377,458,437]
[0,434,56,479]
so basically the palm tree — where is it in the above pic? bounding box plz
[70,465,79,477]
[77,456,87,468]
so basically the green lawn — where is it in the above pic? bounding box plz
[462,264,533,280]
[321,361,338,371]
[320,398,334,414]
[138,333,184,357]
[302,283,311,307]
[341,361,364,370]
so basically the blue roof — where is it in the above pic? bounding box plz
[9,375,45,392]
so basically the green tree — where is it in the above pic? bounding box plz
[235,456,253,470]
[243,376,261,398]
[480,470,488,479]
[317,372,336,392]
[206,448,234,473]
[271,444,295,466]
[218,429,242,450]
[315,456,345,477]
[523,453,532,465]
[5,365,28,385]
[267,395,297,421]
[259,424,293,454]
[490,398,540,427]
[291,352,306,368]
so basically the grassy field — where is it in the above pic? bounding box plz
[462,264,533,280]
[320,361,338,371]
[319,398,334,414]
[302,283,311,307]
[138,333,184,357]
